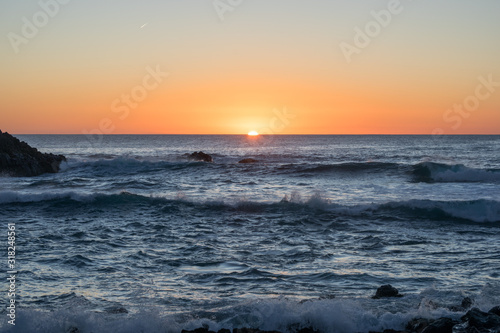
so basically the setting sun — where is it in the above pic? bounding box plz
[247,131,259,136]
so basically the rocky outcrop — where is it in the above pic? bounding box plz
[64,306,500,333]
[420,317,456,333]
[460,307,500,332]
[0,130,66,177]
[449,297,474,312]
[238,158,258,164]
[188,151,213,162]
[372,284,403,299]
[181,327,316,333]
[489,305,500,316]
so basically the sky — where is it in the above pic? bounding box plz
[1,0,499,134]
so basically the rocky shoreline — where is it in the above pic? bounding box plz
[179,286,500,333]
[180,306,500,333]
[0,130,66,177]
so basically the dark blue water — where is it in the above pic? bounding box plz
[1,135,499,333]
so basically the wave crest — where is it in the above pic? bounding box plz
[412,162,500,183]
[1,191,498,223]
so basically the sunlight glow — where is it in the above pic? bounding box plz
[247,131,259,136]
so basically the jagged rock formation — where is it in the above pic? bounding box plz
[188,151,213,162]
[0,130,66,177]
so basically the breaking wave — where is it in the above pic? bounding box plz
[412,162,500,183]
[1,191,498,223]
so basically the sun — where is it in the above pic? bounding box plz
[247,131,259,136]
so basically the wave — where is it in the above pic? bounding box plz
[412,162,500,183]
[2,286,499,333]
[1,191,498,223]
[279,162,402,174]
[375,199,500,223]
[56,157,500,184]
[279,161,500,183]
[61,157,216,177]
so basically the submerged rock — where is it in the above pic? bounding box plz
[238,158,258,164]
[0,130,66,177]
[66,327,81,333]
[372,284,403,299]
[105,306,128,314]
[188,151,213,162]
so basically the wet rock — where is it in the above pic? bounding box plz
[461,297,474,309]
[451,297,475,312]
[421,317,455,333]
[288,323,319,333]
[318,294,336,300]
[461,307,500,331]
[181,327,216,333]
[188,151,213,162]
[489,305,500,316]
[105,306,128,314]
[0,130,66,177]
[372,285,403,299]
[238,158,258,163]
[233,329,281,333]
[406,318,431,333]
[295,327,319,333]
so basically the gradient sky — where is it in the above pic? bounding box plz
[1,0,499,134]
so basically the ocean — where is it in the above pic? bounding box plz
[1,134,499,333]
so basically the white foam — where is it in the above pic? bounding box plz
[1,291,493,333]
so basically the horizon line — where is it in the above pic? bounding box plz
[10,133,500,136]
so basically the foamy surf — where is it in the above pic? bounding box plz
[2,135,499,333]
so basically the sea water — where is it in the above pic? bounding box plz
[0,135,499,333]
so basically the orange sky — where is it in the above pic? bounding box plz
[1,1,499,134]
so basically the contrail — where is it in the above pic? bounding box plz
[140,23,148,29]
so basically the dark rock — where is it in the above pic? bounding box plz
[288,323,319,333]
[451,297,475,312]
[461,297,474,309]
[461,307,500,331]
[105,306,128,314]
[296,327,319,333]
[0,130,66,177]
[421,318,455,333]
[238,158,258,164]
[188,151,213,162]
[372,285,403,299]
[182,328,215,333]
[489,306,500,316]
[318,294,335,300]
[66,327,80,333]
[406,318,431,333]
[233,329,281,333]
